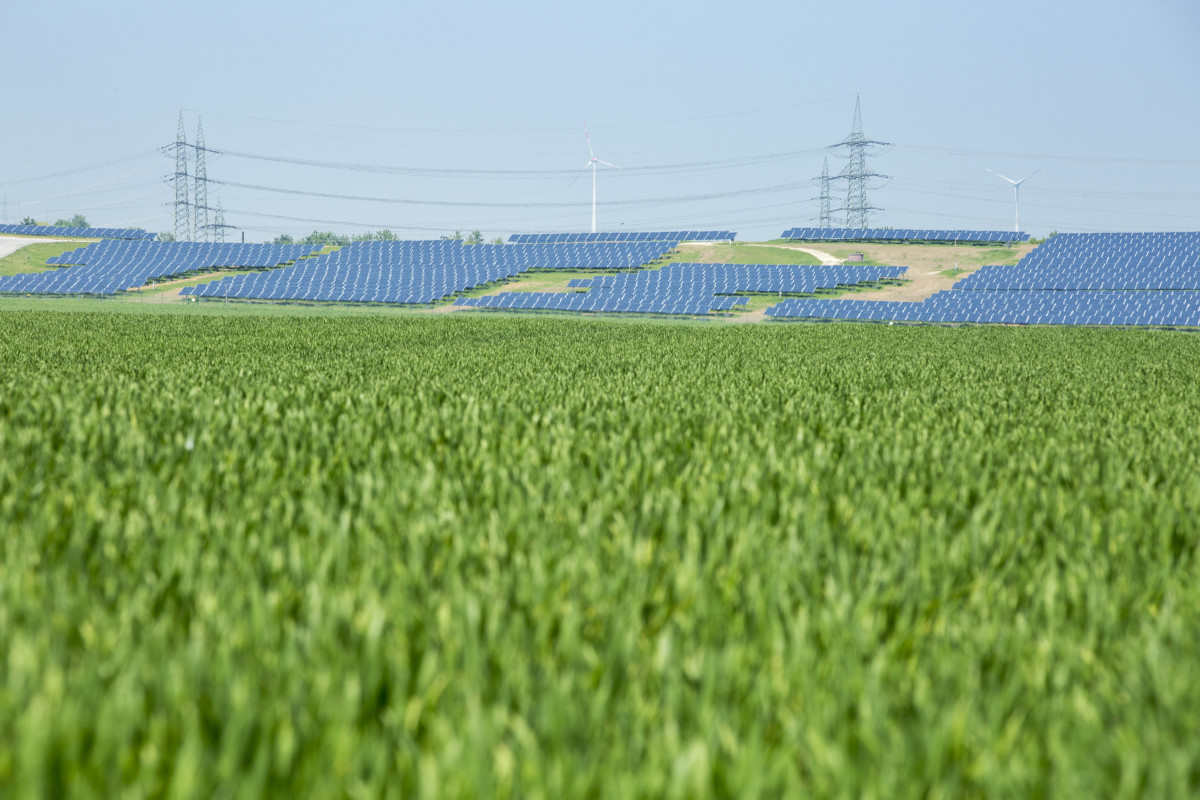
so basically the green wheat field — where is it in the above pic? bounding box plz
[2,311,1198,798]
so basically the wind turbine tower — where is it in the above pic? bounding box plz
[986,167,1042,233]
[571,123,622,233]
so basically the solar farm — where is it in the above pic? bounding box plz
[3,226,1200,328]
[3,223,1200,797]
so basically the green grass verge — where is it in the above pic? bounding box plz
[2,313,1199,797]
[0,240,98,276]
[668,243,822,266]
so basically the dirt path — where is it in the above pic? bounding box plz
[747,243,843,265]
[851,268,963,302]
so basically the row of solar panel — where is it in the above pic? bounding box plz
[307,241,674,269]
[951,232,1200,292]
[781,228,1030,243]
[47,240,320,267]
[455,263,906,317]
[765,232,1200,326]
[4,238,679,297]
[0,223,158,240]
[765,290,1200,327]
[0,242,320,296]
[560,263,907,294]
[178,240,680,304]
[956,268,1200,292]
[183,263,523,305]
[456,291,748,316]
[506,231,734,244]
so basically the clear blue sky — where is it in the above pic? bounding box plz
[2,0,1197,241]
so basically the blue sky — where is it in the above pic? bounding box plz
[2,0,1197,241]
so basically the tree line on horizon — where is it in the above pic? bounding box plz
[272,230,505,246]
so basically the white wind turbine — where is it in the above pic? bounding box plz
[569,123,622,233]
[986,166,1043,233]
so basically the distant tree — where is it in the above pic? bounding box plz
[21,216,36,225]
[300,230,350,246]
[465,230,484,245]
[490,236,505,245]
[375,229,397,241]
[442,230,464,242]
[157,232,176,242]
[54,214,89,228]
[273,234,294,244]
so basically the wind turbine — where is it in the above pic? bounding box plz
[986,166,1043,233]
[569,123,622,233]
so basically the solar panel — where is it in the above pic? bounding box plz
[780,227,1029,244]
[503,230,735,243]
[765,233,1200,326]
[0,223,157,240]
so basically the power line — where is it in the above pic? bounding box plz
[0,152,156,187]
[893,144,1200,167]
[173,143,829,180]
[200,176,815,209]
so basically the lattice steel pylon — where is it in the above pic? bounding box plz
[212,201,235,244]
[818,156,833,227]
[830,95,890,228]
[173,111,191,241]
[194,117,209,242]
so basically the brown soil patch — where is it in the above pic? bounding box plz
[831,243,1037,302]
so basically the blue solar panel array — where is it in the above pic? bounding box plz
[781,227,1030,244]
[954,232,1200,291]
[455,263,907,316]
[0,241,319,296]
[507,231,735,244]
[44,240,319,269]
[0,223,157,240]
[181,240,676,304]
[766,291,1200,326]
[767,232,1200,326]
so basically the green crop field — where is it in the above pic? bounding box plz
[2,311,1199,798]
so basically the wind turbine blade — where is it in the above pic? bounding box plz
[567,165,590,189]
[986,168,1017,185]
[583,123,594,158]
[1015,165,1044,185]
[596,159,623,170]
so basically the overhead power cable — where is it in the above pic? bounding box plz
[201,177,814,208]
[0,152,157,187]
[894,144,1200,167]
[171,143,829,180]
